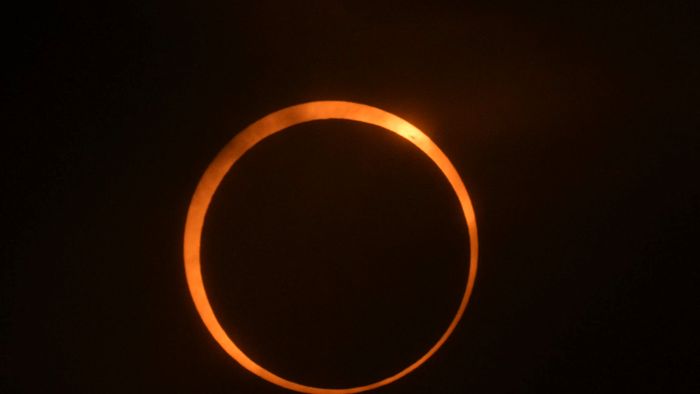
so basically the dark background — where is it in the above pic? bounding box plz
[4,1,697,393]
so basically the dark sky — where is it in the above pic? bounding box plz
[4,1,697,393]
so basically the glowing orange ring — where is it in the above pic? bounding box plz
[184,101,478,393]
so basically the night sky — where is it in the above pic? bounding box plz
[4,2,697,393]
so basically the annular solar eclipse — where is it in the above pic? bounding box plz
[184,101,478,393]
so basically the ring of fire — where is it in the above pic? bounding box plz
[184,101,478,393]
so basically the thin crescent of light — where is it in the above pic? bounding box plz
[183,101,478,393]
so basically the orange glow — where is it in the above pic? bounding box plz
[183,101,478,393]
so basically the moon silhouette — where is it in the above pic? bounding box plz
[184,101,478,393]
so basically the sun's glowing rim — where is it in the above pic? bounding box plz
[183,101,478,393]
